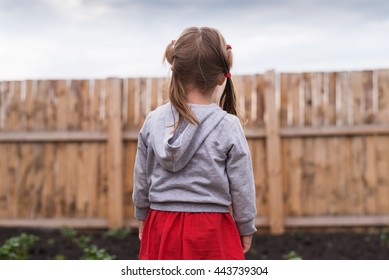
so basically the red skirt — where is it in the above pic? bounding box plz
[139,210,244,260]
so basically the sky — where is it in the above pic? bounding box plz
[0,0,388,80]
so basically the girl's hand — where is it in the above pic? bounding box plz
[138,220,144,241]
[241,235,253,254]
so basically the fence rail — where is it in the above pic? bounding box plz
[0,69,389,234]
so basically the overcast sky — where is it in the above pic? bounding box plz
[0,0,388,80]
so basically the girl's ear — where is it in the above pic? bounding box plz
[218,76,226,86]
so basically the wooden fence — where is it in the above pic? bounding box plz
[0,69,388,234]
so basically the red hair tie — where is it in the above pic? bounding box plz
[225,72,232,78]
[226,44,232,50]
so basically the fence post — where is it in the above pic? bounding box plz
[264,70,284,234]
[107,78,124,228]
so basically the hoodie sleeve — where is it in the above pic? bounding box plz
[226,117,257,236]
[132,114,152,221]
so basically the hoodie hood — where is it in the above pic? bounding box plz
[149,102,227,172]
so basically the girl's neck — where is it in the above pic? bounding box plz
[186,88,213,104]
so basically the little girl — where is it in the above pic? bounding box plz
[133,26,256,260]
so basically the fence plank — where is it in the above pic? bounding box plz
[97,143,108,218]
[303,73,312,126]
[339,137,351,214]
[244,75,253,126]
[55,80,68,131]
[42,143,55,216]
[327,138,338,214]
[351,137,364,215]
[256,74,265,127]
[351,71,362,125]
[0,144,6,217]
[265,70,284,234]
[288,138,303,216]
[280,73,288,127]
[377,70,389,123]
[301,138,314,215]
[376,136,389,214]
[365,136,378,214]
[123,142,137,219]
[106,78,124,228]
[362,71,374,123]
[251,139,267,217]
[327,72,337,126]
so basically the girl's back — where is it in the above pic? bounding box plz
[133,27,257,260]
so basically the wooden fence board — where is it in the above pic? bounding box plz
[301,138,314,215]
[9,82,21,131]
[327,72,337,126]
[97,143,108,218]
[340,137,352,214]
[123,142,137,219]
[303,73,312,126]
[256,74,265,127]
[2,82,11,130]
[351,137,364,215]
[251,140,267,217]
[42,143,55,216]
[244,75,254,126]
[265,70,284,234]
[351,71,362,125]
[365,136,378,214]
[126,78,135,130]
[107,78,123,228]
[280,73,288,127]
[0,144,6,217]
[55,80,68,131]
[326,138,338,215]
[55,142,66,216]
[76,143,88,216]
[287,138,303,216]
[362,71,374,123]
[313,137,327,215]
[377,70,389,124]
[376,136,389,214]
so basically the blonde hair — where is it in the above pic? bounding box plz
[163,27,238,129]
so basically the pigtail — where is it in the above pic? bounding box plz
[219,43,239,117]
[219,77,237,116]
[163,40,175,64]
[163,39,199,130]
[170,73,199,129]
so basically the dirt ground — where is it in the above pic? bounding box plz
[1,227,389,260]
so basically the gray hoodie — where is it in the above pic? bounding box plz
[133,102,257,235]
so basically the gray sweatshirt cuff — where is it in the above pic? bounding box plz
[236,220,257,236]
[134,207,150,221]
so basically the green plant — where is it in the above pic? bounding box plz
[76,235,91,248]
[60,227,116,260]
[380,231,389,246]
[81,244,116,260]
[103,227,131,239]
[0,233,39,260]
[60,227,77,239]
[284,250,302,260]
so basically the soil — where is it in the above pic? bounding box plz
[1,227,389,260]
